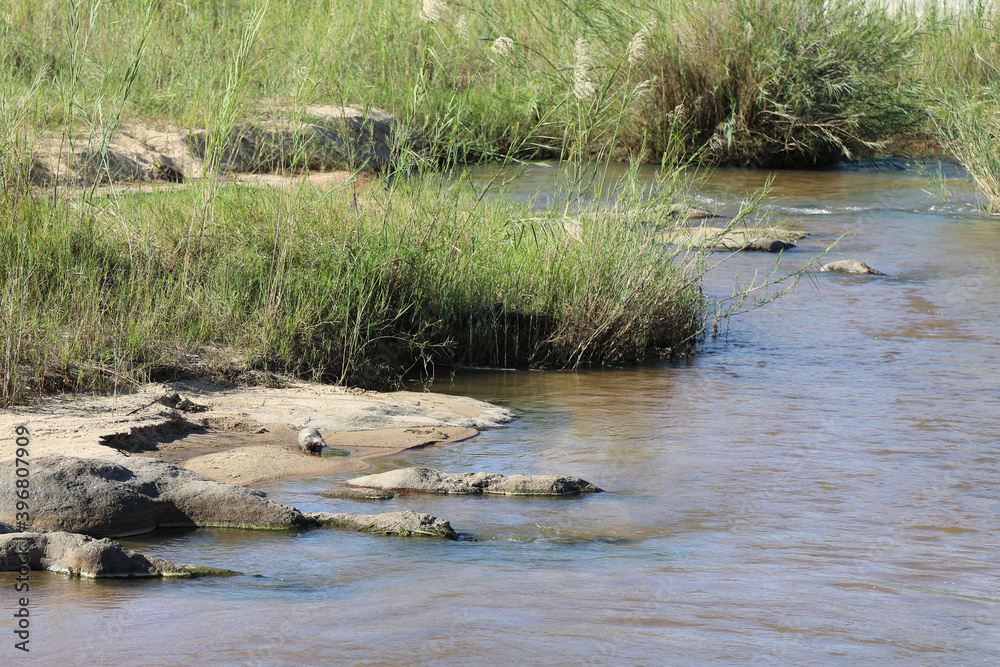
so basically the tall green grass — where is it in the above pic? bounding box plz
[917,1,1000,212]
[0,174,710,405]
[0,0,938,168]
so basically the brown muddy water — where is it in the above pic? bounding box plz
[5,162,999,664]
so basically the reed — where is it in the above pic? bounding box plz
[0,171,717,405]
[0,0,936,167]
[916,1,1000,212]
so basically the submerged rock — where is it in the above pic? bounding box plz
[0,527,237,579]
[665,203,721,221]
[0,456,317,537]
[662,226,802,252]
[320,487,395,501]
[820,259,886,276]
[345,467,603,496]
[308,510,457,540]
[298,427,327,454]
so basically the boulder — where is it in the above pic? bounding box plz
[308,510,458,540]
[665,203,721,221]
[0,530,238,578]
[298,427,326,454]
[820,259,886,276]
[345,467,603,496]
[0,456,317,537]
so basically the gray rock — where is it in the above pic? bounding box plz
[320,487,395,501]
[0,531,238,578]
[0,456,317,537]
[665,203,721,221]
[345,467,603,496]
[663,227,801,253]
[742,237,796,252]
[308,510,457,540]
[298,427,326,454]
[821,259,886,276]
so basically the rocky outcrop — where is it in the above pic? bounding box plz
[0,523,236,578]
[344,467,603,496]
[0,456,317,537]
[820,259,886,275]
[308,510,458,540]
[0,458,465,541]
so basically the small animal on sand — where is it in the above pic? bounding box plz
[298,427,327,455]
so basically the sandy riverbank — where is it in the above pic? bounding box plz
[1,379,513,487]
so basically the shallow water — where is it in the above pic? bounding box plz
[6,162,999,664]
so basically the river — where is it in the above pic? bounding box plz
[8,162,1000,664]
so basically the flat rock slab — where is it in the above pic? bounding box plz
[345,467,603,496]
[820,259,886,275]
[0,456,316,537]
[320,487,395,501]
[662,226,804,252]
[0,526,237,579]
[308,510,457,540]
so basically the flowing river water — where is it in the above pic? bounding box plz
[8,162,1000,664]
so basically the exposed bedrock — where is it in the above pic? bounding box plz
[0,458,461,541]
[0,456,316,537]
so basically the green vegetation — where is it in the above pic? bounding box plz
[0,172,711,405]
[919,2,1000,212]
[0,0,935,167]
[2,0,1000,405]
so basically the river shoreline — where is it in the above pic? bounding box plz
[0,379,513,488]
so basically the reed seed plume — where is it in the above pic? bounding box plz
[419,0,446,23]
[627,22,655,66]
[455,15,471,40]
[573,38,596,100]
[491,36,514,57]
[633,79,654,104]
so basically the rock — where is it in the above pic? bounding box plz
[0,530,238,578]
[159,392,182,408]
[174,397,207,413]
[0,456,318,537]
[155,392,206,413]
[665,203,721,221]
[298,427,326,455]
[307,510,458,540]
[345,467,603,496]
[820,259,886,276]
[320,487,395,501]
[662,226,802,252]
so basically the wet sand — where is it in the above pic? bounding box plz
[1,379,512,487]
